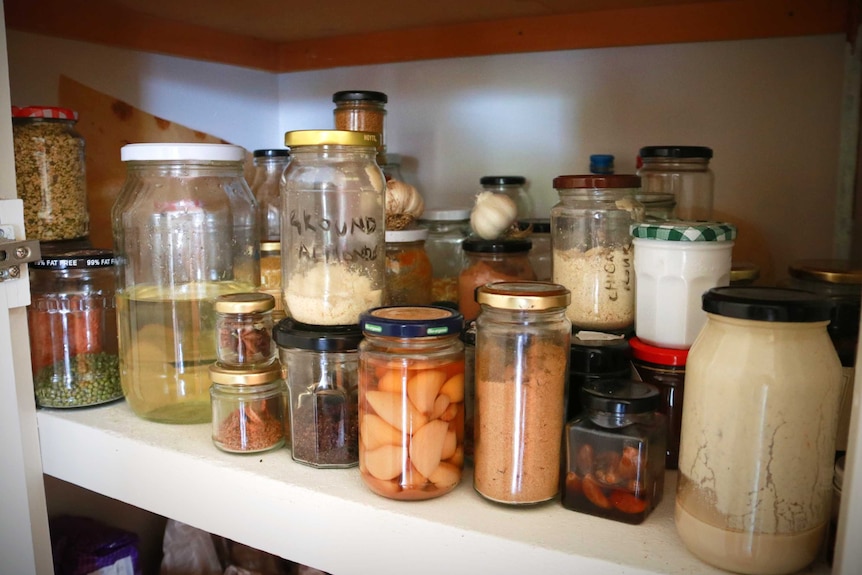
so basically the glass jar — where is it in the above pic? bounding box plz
[251,149,290,242]
[112,143,259,424]
[458,237,536,322]
[332,90,388,156]
[629,337,687,470]
[519,219,551,281]
[730,261,761,286]
[12,106,89,241]
[209,362,286,454]
[551,174,642,334]
[378,151,403,183]
[567,331,631,421]
[631,221,736,349]
[276,319,362,468]
[787,259,861,453]
[479,175,534,222]
[638,146,714,221]
[358,306,465,500]
[27,248,121,408]
[259,241,285,321]
[635,192,676,221]
[473,281,571,505]
[384,228,433,306]
[461,320,477,461]
[214,292,277,368]
[281,130,385,326]
[562,379,666,524]
[676,287,844,575]
[418,208,472,306]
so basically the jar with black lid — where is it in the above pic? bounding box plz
[251,149,290,242]
[28,248,121,408]
[332,90,388,156]
[638,145,714,221]
[567,331,631,421]
[479,175,534,221]
[457,237,536,322]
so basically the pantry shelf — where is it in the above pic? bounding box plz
[35,402,830,575]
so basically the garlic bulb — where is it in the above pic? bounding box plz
[385,179,425,230]
[470,191,518,240]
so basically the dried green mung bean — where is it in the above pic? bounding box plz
[12,106,89,241]
[34,352,122,408]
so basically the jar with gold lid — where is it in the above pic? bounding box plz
[214,292,277,368]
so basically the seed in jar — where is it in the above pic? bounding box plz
[409,419,449,477]
[406,369,447,414]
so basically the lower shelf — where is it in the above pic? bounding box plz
[36,402,830,575]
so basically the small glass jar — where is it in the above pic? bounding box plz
[384,228,433,306]
[519,219,551,281]
[214,292,277,368]
[551,174,642,334]
[567,331,631,421]
[638,146,714,221]
[358,306,465,501]
[629,337,687,470]
[676,287,844,575]
[418,208,472,306]
[276,319,362,468]
[458,237,536,322]
[281,130,385,326]
[473,281,571,505]
[28,248,121,408]
[562,379,666,524]
[209,362,286,454]
[631,221,736,349]
[12,106,89,241]
[479,175,534,222]
[332,90,388,155]
[260,242,285,321]
[251,149,290,242]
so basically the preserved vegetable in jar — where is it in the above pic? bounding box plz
[384,228,432,306]
[458,237,535,322]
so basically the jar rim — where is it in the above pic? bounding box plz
[553,174,641,189]
[476,281,570,310]
[639,145,713,159]
[214,292,275,314]
[274,318,362,351]
[582,379,661,414]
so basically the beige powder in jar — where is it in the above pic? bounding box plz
[285,263,382,325]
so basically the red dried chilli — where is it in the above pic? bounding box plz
[214,292,277,368]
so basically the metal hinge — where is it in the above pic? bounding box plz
[0,225,40,281]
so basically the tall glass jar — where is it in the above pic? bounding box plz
[473,281,571,505]
[676,287,843,575]
[332,90,388,156]
[551,174,642,334]
[418,208,472,306]
[458,237,536,322]
[358,306,465,500]
[112,143,259,424]
[479,175,534,222]
[281,130,385,326]
[384,228,433,306]
[251,149,290,242]
[638,146,713,221]
[12,106,89,241]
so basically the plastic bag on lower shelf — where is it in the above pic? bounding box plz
[50,515,141,575]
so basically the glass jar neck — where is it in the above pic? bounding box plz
[253,156,290,171]
[364,334,461,354]
[289,145,377,160]
[479,304,568,324]
[588,409,654,429]
[557,188,638,202]
[125,160,244,177]
[640,157,710,171]
[212,381,283,394]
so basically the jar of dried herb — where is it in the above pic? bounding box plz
[332,90,387,155]
[214,292,277,368]
[12,106,89,241]
[209,362,286,454]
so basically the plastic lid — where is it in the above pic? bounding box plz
[360,305,463,338]
[480,176,526,186]
[569,331,631,374]
[121,143,245,162]
[788,259,862,285]
[260,241,281,253]
[31,248,116,270]
[284,130,379,148]
[274,318,362,352]
[332,90,388,103]
[630,220,737,241]
[581,379,661,414]
[385,228,429,243]
[208,362,282,385]
[639,146,713,159]
[476,281,570,311]
[702,287,833,322]
[12,106,78,120]
[213,292,275,314]
[553,174,641,189]
[418,208,472,221]
[462,237,532,254]
[253,148,289,158]
[629,336,688,366]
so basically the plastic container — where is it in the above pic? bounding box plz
[332,90,387,155]
[479,175,534,222]
[281,130,385,325]
[638,146,714,221]
[384,228,432,306]
[214,292,277,368]
[418,208,472,306]
[251,149,290,242]
[27,248,121,408]
[358,305,465,500]
[676,287,844,575]
[562,379,666,524]
[112,143,259,424]
[473,281,571,505]
[209,362,286,454]
[12,106,89,241]
[589,154,615,175]
[631,220,736,349]
[276,319,362,468]
[567,331,631,421]
[458,237,535,322]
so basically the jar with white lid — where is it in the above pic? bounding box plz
[281,130,385,325]
[631,220,736,349]
[638,146,713,221]
[676,287,843,575]
[384,227,432,306]
[418,208,472,306]
[479,175,534,222]
[214,292,277,368]
[251,149,290,242]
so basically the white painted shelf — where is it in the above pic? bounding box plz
[35,402,830,575]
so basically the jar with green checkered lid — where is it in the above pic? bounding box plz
[631,220,736,349]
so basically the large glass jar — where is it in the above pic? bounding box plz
[358,306,465,501]
[418,208,472,306]
[479,175,534,222]
[551,174,642,334]
[638,146,713,221]
[458,237,536,322]
[473,281,571,505]
[12,106,89,241]
[112,143,259,424]
[251,149,290,242]
[384,228,433,306]
[28,248,121,408]
[281,130,385,326]
[676,287,844,575]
